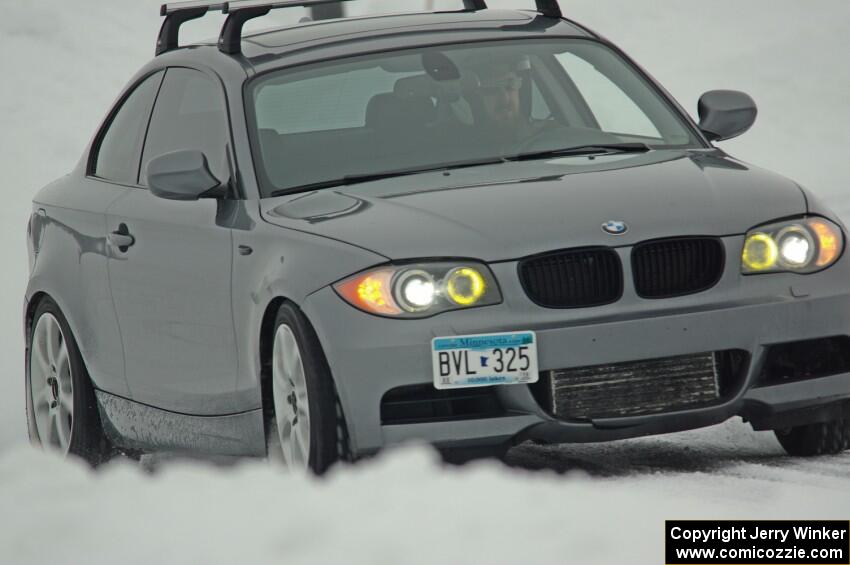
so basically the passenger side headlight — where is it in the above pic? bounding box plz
[334,262,501,318]
[742,217,843,274]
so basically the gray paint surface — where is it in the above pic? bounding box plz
[261,150,805,262]
[105,189,239,415]
[27,176,130,397]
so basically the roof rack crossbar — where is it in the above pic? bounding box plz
[156,0,562,58]
[535,0,563,19]
[462,0,488,10]
[157,1,228,56]
[218,0,355,54]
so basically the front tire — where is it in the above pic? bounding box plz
[774,418,850,456]
[26,297,110,465]
[268,303,346,474]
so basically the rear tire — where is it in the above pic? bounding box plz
[267,302,347,475]
[26,297,111,465]
[774,418,850,456]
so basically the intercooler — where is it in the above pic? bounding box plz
[537,352,723,419]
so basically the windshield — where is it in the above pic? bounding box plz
[247,39,703,197]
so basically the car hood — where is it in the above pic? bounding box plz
[260,150,807,262]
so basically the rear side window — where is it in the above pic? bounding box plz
[140,68,229,186]
[93,72,163,184]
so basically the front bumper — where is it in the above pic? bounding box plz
[303,237,850,455]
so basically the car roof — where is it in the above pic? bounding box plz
[187,9,594,73]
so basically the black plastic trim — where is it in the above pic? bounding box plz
[534,0,562,18]
[220,1,358,55]
[220,5,272,55]
[462,0,488,10]
[157,3,228,56]
[517,246,624,309]
[631,236,725,299]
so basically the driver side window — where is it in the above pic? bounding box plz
[92,71,164,185]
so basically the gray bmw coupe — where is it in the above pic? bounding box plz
[25,0,850,473]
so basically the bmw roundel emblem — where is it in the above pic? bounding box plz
[602,220,628,236]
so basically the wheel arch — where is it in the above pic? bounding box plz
[24,290,91,369]
[257,295,352,461]
[23,290,100,391]
[24,291,90,366]
[258,296,289,439]
[24,291,49,346]
[23,291,50,447]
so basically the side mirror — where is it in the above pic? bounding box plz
[697,90,757,142]
[147,150,223,201]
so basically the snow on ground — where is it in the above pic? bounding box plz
[0,424,849,564]
[1,1,849,563]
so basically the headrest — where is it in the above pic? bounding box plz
[394,74,439,99]
[365,93,436,130]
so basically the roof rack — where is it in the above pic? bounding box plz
[157,1,227,56]
[157,0,356,55]
[220,0,357,54]
[157,0,563,57]
[458,0,562,17]
[534,0,562,19]
[462,0,487,9]
[463,0,561,18]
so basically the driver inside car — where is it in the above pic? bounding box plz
[471,57,552,152]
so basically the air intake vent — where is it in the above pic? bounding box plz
[381,385,505,425]
[533,352,733,420]
[759,336,850,386]
[632,237,724,299]
[519,248,622,308]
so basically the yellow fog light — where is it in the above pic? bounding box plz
[445,267,487,306]
[742,232,778,272]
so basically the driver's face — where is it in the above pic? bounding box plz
[479,71,522,127]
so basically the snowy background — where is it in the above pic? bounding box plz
[1,1,849,563]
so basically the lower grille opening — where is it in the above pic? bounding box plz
[758,336,850,386]
[381,385,506,425]
[531,350,749,420]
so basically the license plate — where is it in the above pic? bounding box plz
[431,331,539,390]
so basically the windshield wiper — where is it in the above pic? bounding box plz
[507,142,651,162]
[269,156,507,198]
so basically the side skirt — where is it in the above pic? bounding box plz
[95,390,266,457]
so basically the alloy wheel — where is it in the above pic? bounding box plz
[30,313,74,453]
[272,324,311,469]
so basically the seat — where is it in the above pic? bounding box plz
[365,92,437,132]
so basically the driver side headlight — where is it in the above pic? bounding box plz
[742,217,844,274]
[333,262,501,318]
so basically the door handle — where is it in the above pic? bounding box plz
[108,224,135,251]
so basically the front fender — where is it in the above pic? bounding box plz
[231,209,388,411]
[801,184,846,228]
